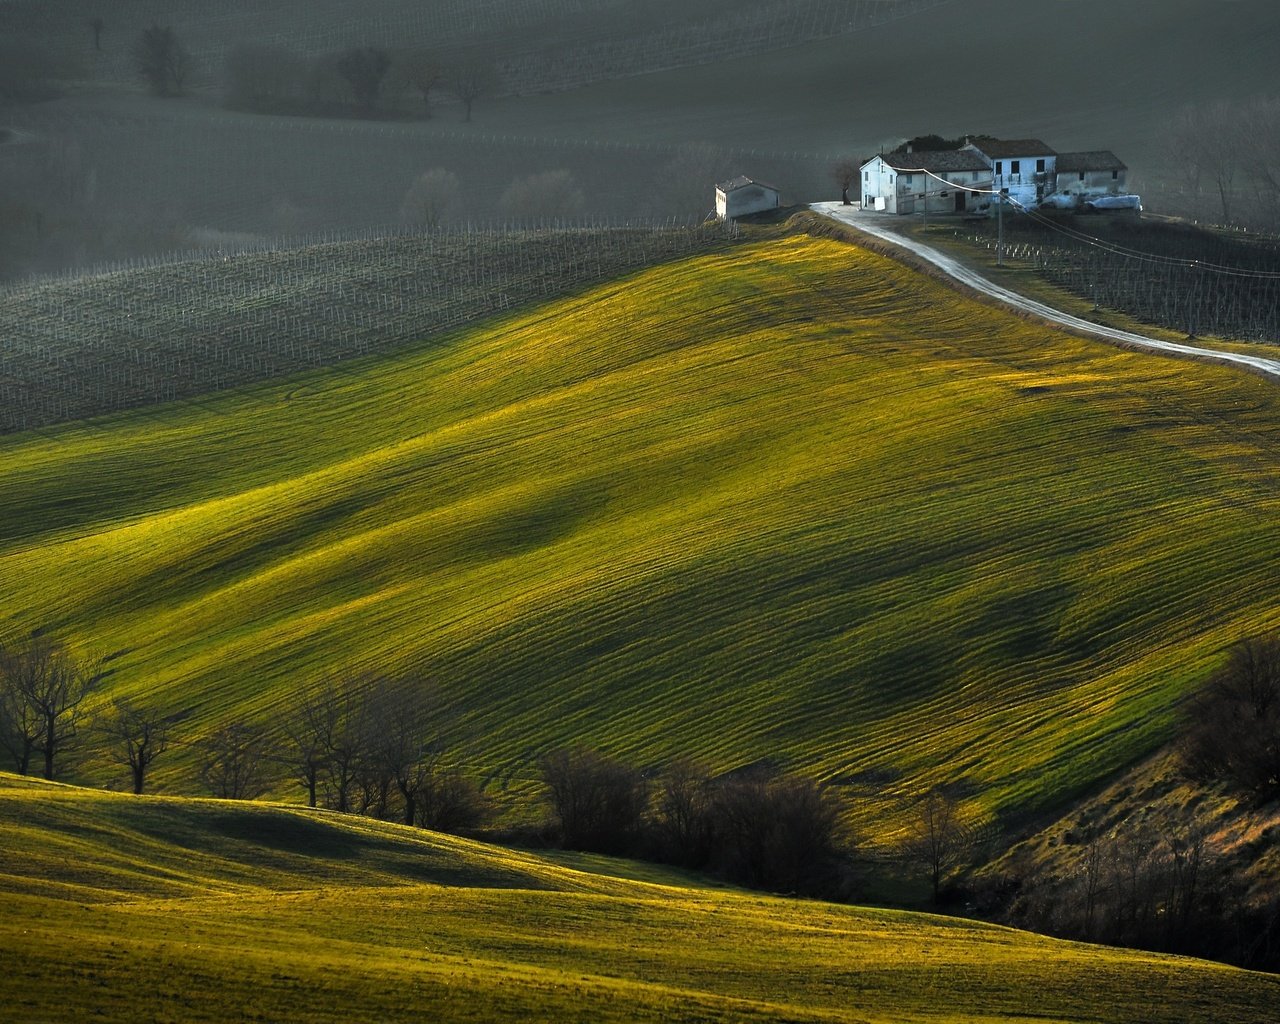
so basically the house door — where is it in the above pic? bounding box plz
[954,192,966,212]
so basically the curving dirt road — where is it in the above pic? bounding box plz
[810,202,1280,382]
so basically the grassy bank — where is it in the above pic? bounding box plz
[1,775,1276,1023]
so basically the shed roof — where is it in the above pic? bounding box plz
[1055,150,1127,172]
[716,175,780,194]
[970,138,1056,158]
[874,150,991,173]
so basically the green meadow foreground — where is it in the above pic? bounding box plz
[1,775,1276,1024]
[2,234,1280,827]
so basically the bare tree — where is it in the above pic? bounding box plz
[0,635,104,780]
[450,61,496,123]
[284,674,378,812]
[707,770,851,894]
[904,787,975,903]
[399,168,462,227]
[0,639,42,774]
[106,698,170,794]
[336,47,391,114]
[199,721,274,799]
[500,170,586,224]
[284,683,338,808]
[392,50,442,117]
[1179,634,1280,801]
[654,756,713,865]
[133,24,188,97]
[832,157,860,206]
[417,767,489,833]
[541,746,648,853]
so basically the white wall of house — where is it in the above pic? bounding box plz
[862,156,993,214]
[1054,168,1126,199]
[899,169,991,214]
[985,152,1057,209]
[717,183,780,219]
[860,156,899,213]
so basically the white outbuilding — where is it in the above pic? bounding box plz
[715,176,781,220]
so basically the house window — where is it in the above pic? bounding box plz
[1112,170,1119,180]
[1011,160,1021,174]
[902,173,913,184]
[972,171,980,181]
[995,161,1003,175]
[864,171,869,182]
[1036,158,1045,173]
[1079,171,1085,181]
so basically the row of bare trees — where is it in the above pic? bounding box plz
[0,635,486,833]
[1009,820,1280,971]
[1166,97,1280,232]
[223,42,495,121]
[191,673,490,833]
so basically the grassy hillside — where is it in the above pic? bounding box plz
[2,775,1276,1023]
[3,234,1280,828]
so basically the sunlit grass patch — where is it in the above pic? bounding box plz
[1,235,1279,833]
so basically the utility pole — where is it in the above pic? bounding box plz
[996,188,1004,266]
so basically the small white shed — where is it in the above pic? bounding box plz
[715,176,781,220]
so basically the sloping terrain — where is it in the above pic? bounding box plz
[0,774,1276,1023]
[3,233,1279,829]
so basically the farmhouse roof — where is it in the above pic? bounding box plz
[875,149,991,173]
[716,175,779,194]
[971,138,1056,158]
[1055,150,1127,172]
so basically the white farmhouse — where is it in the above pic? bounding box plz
[1053,151,1128,201]
[859,148,992,214]
[715,176,781,220]
[963,138,1057,208]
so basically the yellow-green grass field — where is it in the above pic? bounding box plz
[1,775,1276,1024]
[2,234,1280,829]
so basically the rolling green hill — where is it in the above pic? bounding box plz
[2,774,1276,1023]
[3,233,1280,829]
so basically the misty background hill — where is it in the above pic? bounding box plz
[1,0,1278,279]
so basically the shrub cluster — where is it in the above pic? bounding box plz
[540,748,856,899]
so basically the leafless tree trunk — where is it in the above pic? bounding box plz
[0,639,42,774]
[451,61,496,123]
[199,721,274,799]
[0,636,104,780]
[832,157,859,206]
[106,698,171,794]
[904,787,974,903]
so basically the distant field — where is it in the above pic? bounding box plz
[0,0,948,94]
[3,233,1279,831]
[1,775,1276,1024]
[6,0,1277,277]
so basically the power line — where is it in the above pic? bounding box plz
[889,162,1280,280]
